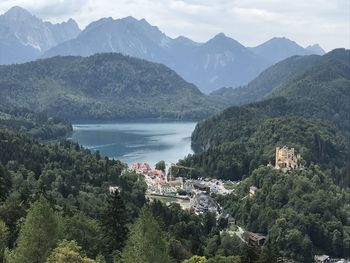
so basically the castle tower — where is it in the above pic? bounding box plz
[275,146,300,172]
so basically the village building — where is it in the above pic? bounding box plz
[131,162,151,174]
[249,185,258,197]
[168,177,184,189]
[148,169,165,178]
[247,232,266,247]
[191,181,210,193]
[275,146,301,172]
[314,255,331,263]
[108,186,119,193]
[190,192,218,214]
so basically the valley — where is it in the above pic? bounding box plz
[0,4,349,263]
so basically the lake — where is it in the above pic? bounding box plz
[70,120,197,167]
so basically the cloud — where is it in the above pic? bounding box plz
[0,0,348,51]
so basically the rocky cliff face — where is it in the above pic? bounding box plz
[0,6,80,51]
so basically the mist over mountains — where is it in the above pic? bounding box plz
[0,6,325,93]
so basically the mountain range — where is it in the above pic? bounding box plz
[0,6,80,64]
[0,6,325,93]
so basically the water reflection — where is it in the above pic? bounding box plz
[70,120,196,166]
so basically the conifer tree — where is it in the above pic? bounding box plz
[11,195,59,263]
[0,165,11,201]
[122,206,170,263]
[101,189,129,256]
[0,220,8,263]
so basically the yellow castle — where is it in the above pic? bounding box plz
[275,146,301,171]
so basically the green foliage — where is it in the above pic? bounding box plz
[1,49,349,263]
[0,220,8,263]
[61,212,103,259]
[184,116,348,185]
[184,50,350,187]
[0,128,145,258]
[0,128,119,215]
[208,49,349,111]
[10,196,59,263]
[0,105,72,141]
[122,206,170,263]
[148,201,247,262]
[118,173,147,220]
[101,190,129,256]
[0,193,27,249]
[220,166,350,261]
[267,57,350,135]
[188,49,350,185]
[46,240,95,263]
[183,255,207,263]
[0,165,11,201]
[0,53,218,120]
[207,52,321,106]
[207,255,241,263]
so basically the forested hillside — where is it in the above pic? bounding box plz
[208,48,349,107]
[0,128,146,261]
[0,53,218,120]
[0,128,271,262]
[183,115,349,184]
[217,166,350,262]
[176,48,350,262]
[182,49,350,186]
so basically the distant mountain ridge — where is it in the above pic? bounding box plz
[249,37,317,64]
[208,49,346,106]
[208,54,322,106]
[306,44,326,55]
[0,6,80,64]
[42,18,271,93]
[43,17,322,93]
[0,6,324,93]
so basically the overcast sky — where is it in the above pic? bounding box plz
[0,0,349,51]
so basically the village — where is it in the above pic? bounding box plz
[125,146,348,263]
[130,161,235,214]
[124,147,301,249]
[129,146,303,214]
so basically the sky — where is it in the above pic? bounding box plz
[0,0,349,51]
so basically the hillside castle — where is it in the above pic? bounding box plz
[275,146,301,171]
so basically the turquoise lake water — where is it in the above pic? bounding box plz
[70,120,197,166]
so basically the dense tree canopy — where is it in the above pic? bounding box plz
[0,105,72,140]
[218,166,350,262]
[183,49,350,187]
[0,128,146,262]
[122,207,171,263]
[9,196,59,263]
[182,116,349,185]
